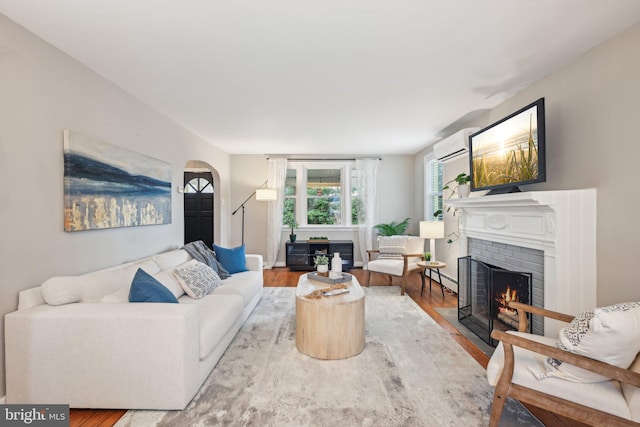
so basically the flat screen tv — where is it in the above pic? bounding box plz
[469,98,545,195]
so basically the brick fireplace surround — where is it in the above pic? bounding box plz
[446,189,596,337]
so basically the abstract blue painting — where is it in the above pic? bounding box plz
[63,130,171,231]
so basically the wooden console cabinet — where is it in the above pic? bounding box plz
[286,240,354,271]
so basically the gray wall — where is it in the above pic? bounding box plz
[414,22,640,306]
[0,15,232,397]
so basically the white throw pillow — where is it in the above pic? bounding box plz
[173,260,222,299]
[100,286,130,303]
[541,301,640,382]
[154,268,186,299]
[377,236,408,260]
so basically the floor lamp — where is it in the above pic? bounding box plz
[232,180,277,245]
[420,221,445,261]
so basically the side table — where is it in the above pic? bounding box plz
[417,261,446,297]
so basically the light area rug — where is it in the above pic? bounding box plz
[116,287,542,426]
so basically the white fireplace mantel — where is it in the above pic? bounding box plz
[446,189,597,336]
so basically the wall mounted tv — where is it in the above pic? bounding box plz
[469,98,545,195]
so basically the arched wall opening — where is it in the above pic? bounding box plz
[184,160,221,246]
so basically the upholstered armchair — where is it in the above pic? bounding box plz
[487,301,640,426]
[365,236,425,296]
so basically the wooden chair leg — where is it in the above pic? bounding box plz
[366,270,371,287]
[489,343,515,427]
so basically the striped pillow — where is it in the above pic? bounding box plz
[378,236,408,260]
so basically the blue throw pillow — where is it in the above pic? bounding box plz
[213,244,248,274]
[129,268,179,303]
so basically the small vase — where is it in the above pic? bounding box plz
[290,234,297,243]
[317,264,328,276]
[458,184,470,198]
[331,252,342,274]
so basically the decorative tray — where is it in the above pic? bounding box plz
[307,272,352,284]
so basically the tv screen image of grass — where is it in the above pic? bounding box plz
[63,130,171,231]
[471,104,540,188]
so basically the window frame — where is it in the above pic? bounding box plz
[284,161,355,229]
[424,155,444,222]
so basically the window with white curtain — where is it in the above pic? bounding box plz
[283,161,355,227]
[424,156,444,221]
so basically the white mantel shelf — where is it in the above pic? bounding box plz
[445,189,597,336]
[446,191,560,210]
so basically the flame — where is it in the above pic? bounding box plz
[496,285,519,314]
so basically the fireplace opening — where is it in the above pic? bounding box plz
[457,256,532,346]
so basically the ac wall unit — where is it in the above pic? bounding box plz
[433,128,480,163]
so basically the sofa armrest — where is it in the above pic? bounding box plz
[6,302,201,409]
[245,254,263,271]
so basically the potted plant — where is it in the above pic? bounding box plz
[373,217,411,236]
[284,214,298,243]
[433,172,470,217]
[424,252,431,262]
[443,172,471,198]
[314,255,329,276]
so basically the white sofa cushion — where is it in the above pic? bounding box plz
[100,286,130,303]
[134,259,162,276]
[179,294,244,360]
[43,265,134,305]
[153,249,191,270]
[211,271,262,305]
[488,331,631,420]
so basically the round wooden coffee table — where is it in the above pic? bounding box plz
[295,273,365,360]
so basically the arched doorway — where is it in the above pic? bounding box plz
[184,171,214,248]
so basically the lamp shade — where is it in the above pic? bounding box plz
[420,221,444,239]
[255,188,278,201]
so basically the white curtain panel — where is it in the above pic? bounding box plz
[265,157,287,268]
[355,158,380,269]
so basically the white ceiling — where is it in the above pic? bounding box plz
[2,1,640,155]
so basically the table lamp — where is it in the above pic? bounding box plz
[419,221,445,262]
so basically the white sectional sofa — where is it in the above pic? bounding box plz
[4,248,263,410]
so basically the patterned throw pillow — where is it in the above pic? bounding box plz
[377,236,408,260]
[173,260,222,299]
[540,301,640,382]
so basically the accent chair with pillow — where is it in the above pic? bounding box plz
[366,235,425,295]
[487,300,640,426]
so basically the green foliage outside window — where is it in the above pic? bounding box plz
[307,186,339,225]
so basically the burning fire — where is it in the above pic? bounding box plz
[497,285,518,311]
[496,285,520,328]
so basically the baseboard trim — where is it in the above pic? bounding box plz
[0,395,6,404]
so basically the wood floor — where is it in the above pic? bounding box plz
[69,267,578,427]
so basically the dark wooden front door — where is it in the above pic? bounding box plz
[184,172,214,248]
